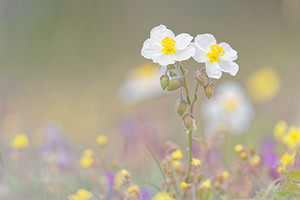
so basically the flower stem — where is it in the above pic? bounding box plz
[185,130,192,183]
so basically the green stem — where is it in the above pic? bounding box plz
[185,130,193,183]
[179,64,190,105]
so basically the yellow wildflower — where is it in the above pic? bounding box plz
[96,135,108,147]
[191,158,201,168]
[83,149,93,157]
[283,126,300,149]
[280,153,295,165]
[240,152,247,160]
[277,166,286,174]
[181,182,188,190]
[246,67,280,103]
[126,185,139,197]
[171,160,182,170]
[200,179,211,189]
[171,150,183,160]
[11,134,29,149]
[80,150,94,168]
[221,171,229,180]
[234,144,244,153]
[152,192,172,200]
[115,169,131,188]
[250,155,261,165]
[273,121,287,140]
[68,189,92,200]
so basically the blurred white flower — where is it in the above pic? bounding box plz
[141,25,195,66]
[191,34,238,79]
[118,63,165,105]
[202,81,254,134]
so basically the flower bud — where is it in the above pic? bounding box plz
[169,70,177,77]
[195,71,206,86]
[182,113,196,133]
[204,83,214,99]
[167,78,182,92]
[160,75,169,90]
[176,99,187,116]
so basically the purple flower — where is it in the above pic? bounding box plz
[139,188,152,200]
[105,171,115,188]
[260,137,279,179]
[38,123,75,170]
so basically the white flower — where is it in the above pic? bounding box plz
[118,63,165,105]
[202,81,254,134]
[191,34,239,79]
[141,25,195,66]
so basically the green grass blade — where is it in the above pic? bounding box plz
[146,146,170,191]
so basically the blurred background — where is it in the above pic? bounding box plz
[0,0,300,199]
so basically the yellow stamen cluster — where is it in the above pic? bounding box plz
[132,63,158,80]
[206,44,225,63]
[161,37,176,55]
[224,99,237,112]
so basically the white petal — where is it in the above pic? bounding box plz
[153,54,175,66]
[173,46,195,62]
[141,38,163,59]
[194,34,217,51]
[219,42,238,61]
[175,33,193,50]
[218,60,239,76]
[190,43,209,63]
[205,62,222,79]
[150,24,175,42]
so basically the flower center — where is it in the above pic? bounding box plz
[161,37,176,55]
[224,99,236,112]
[132,64,158,80]
[206,44,225,63]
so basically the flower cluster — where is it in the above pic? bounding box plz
[141,24,239,79]
[157,141,229,199]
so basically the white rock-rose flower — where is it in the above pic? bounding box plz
[118,63,165,105]
[141,25,195,66]
[191,34,239,79]
[202,81,254,135]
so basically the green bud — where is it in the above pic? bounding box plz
[167,78,182,92]
[167,65,176,70]
[204,83,214,99]
[183,113,196,133]
[176,99,187,116]
[169,70,178,77]
[195,71,206,86]
[160,75,169,90]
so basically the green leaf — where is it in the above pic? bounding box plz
[287,171,300,181]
